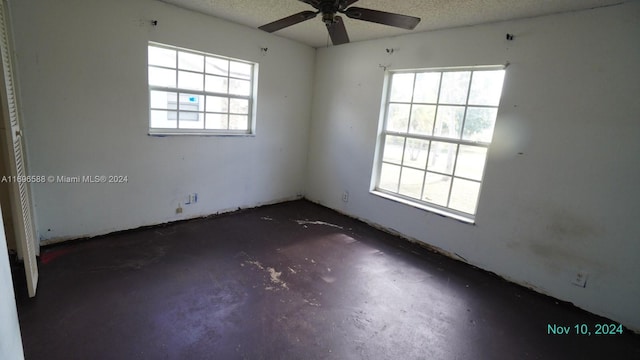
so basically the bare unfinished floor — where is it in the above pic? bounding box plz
[12,200,640,359]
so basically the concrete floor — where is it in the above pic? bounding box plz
[12,200,640,359]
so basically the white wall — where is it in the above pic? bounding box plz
[306,2,640,330]
[9,0,315,241]
[0,204,24,360]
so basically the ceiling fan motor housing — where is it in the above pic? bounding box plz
[320,1,339,24]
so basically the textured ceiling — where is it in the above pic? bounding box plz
[159,0,627,47]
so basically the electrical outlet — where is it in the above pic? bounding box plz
[184,193,197,204]
[571,271,588,288]
[186,193,198,205]
[342,191,349,203]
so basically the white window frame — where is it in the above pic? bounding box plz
[371,65,506,223]
[147,42,258,136]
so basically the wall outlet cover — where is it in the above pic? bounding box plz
[571,272,588,288]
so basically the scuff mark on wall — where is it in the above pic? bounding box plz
[546,210,602,240]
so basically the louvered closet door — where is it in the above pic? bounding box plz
[0,0,38,297]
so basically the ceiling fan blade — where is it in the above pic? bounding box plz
[259,11,318,33]
[326,16,350,45]
[344,7,421,30]
[339,0,359,10]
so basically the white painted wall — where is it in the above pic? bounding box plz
[9,0,314,241]
[0,204,24,360]
[306,3,640,330]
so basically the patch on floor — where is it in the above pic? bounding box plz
[90,244,167,272]
[40,247,75,264]
[267,267,288,290]
[294,219,343,229]
[241,257,289,291]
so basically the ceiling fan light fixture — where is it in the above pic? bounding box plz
[322,12,336,25]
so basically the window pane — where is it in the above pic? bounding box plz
[206,75,228,93]
[178,71,203,91]
[399,168,424,199]
[178,93,203,112]
[178,51,204,72]
[409,105,435,135]
[468,70,505,106]
[149,67,176,88]
[375,67,505,219]
[148,46,176,68]
[150,110,177,129]
[229,115,248,130]
[462,107,498,142]
[439,71,470,104]
[403,139,429,169]
[455,145,487,181]
[379,163,401,192]
[382,135,405,164]
[230,61,252,80]
[427,141,457,175]
[178,111,200,122]
[434,106,464,139]
[386,104,410,132]
[389,73,414,102]
[449,178,481,214]
[413,72,440,103]
[148,43,256,135]
[206,96,228,113]
[206,57,228,76]
[150,91,177,110]
[179,112,204,129]
[230,98,249,114]
[206,113,228,129]
[423,172,451,206]
[229,79,251,96]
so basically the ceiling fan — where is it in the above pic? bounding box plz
[258,0,421,46]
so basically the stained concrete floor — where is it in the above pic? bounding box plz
[12,200,640,359]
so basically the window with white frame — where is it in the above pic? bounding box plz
[372,67,506,222]
[147,42,257,135]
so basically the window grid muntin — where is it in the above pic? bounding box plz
[379,135,485,190]
[377,67,503,218]
[148,43,255,133]
[444,70,474,207]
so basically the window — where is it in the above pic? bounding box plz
[372,67,506,222]
[147,42,258,135]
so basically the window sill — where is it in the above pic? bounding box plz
[148,130,255,137]
[370,190,475,224]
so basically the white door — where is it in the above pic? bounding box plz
[0,0,38,298]
[0,203,26,360]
